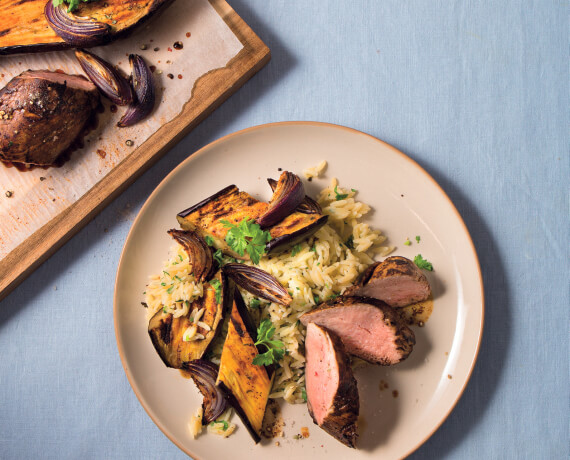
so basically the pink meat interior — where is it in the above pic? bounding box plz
[305,304,401,363]
[305,323,339,425]
[356,276,429,307]
[20,70,96,91]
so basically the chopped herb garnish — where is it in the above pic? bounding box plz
[328,293,339,301]
[291,244,302,257]
[204,235,215,246]
[301,388,307,402]
[250,298,261,309]
[163,270,170,276]
[210,279,222,303]
[221,219,271,265]
[310,245,317,253]
[210,420,229,431]
[313,295,320,304]
[178,254,183,262]
[252,319,285,366]
[345,235,355,249]
[166,285,175,294]
[351,188,357,193]
[162,306,168,313]
[404,239,411,246]
[174,275,182,282]
[414,254,433,271]
[334,185,349,200]
[52,0,99,13]
[160,282,166,287]
[185,300,190,308]
[416,235,421,243]
[213,249,225,266]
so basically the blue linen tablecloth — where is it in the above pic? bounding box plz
[0,1,567,458]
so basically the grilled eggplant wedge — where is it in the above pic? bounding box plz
[148,271,228,369]
[216,290,273,443]
[177,184,328,258]
[0,0,173,56]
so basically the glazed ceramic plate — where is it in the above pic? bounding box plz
[114,122,484,459]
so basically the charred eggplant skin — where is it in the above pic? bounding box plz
[0,0,174,56]
[177,185,328,256]
[147,272,230,369]
[216,288,273,443]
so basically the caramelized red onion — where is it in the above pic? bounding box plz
[168,229,215,282]
[223,263,292,306]
[256,171,305,228]
[45,2,111,47]
[267,177,322,214]
[118,54,155,127]
[75,49,133,105]
[187,359,227,424]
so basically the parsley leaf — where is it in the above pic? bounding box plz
[416,235,421,243]
[334,185,349,201]
[414,254,433,271]
[345,235,355,249]
[53,0,98,13]
[204,235,215,246]
[301,388,307,402]
[313,295,320,304]
[213,249,225,266]
[250,298,261,309]
[210,279,222,303]
[221,219,271,264]
[252,319,285,366]
[290,244,302,257]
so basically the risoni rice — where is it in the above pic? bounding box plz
[144,178,393,406]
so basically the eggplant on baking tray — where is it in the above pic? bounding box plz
[216,289,274,443]
[176,172,328,258]
[148,271,229,370]
[0,0,173,56]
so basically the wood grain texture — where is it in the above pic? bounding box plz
[0,0,270,302]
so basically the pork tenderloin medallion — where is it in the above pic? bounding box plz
[0,70,100,166]
[305,322,359,448]
[345,256,431,307]
[301,296,415,365]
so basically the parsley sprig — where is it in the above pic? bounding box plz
[252,319,285,366]
[221,219,271,265]
[52,0,98,13]
[414,254,433,271]
[210,279,223,303]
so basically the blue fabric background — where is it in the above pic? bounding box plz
[0,1,567,458]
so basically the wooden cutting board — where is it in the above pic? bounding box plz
[0,0,270,301]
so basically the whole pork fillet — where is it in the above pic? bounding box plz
[305,322,359,448]
[345,256,431,307]
[0,70,100,165]
[301,296,415,365]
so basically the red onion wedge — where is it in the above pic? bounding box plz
[117,54,155,127]
[256,171,305,228]
[223,263,292,306]
[75,49,133,105]
[45,1,111,47]
[187,360,227,424]
[167,229,215,282]
[267,177,322,214]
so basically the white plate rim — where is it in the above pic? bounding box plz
[114,121,485,459]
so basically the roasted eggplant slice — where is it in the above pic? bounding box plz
[216,290,273,443]
[0,0,174,55]
[177,185,328,257]
[148,271,228,369]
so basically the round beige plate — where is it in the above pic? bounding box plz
[114,122,484,459]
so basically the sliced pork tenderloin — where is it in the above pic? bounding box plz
[305,322,359,448]
[345,256,431,307]
[301,296,415,365]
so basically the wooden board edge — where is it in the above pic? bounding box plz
[0,0,270,302]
